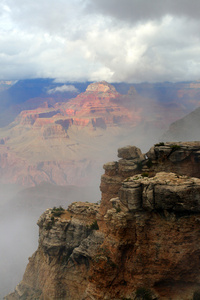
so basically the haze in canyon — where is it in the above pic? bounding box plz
[2,0,200,298]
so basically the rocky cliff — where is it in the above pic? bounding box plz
[5,142,200,300]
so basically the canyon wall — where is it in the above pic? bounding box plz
[0,81,189,188]
[5,142,200,300]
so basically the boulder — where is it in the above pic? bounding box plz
[118,145,144,160]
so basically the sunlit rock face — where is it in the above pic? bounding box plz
[85,81,118,94]
[0,81,141,187]
[5,142,200,300]
[0,80,192,188]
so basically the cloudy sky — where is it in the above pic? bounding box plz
[1,0,200,83]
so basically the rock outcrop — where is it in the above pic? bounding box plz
[5,203,103,300]
[85,81,118,94]
[5,143,200,300]
[100,142,200,212]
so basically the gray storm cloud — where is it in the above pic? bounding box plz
[1,0,200,82]
[86,0,200,23]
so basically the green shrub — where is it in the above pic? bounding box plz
[154,142,165,147]
[146,159,153,168]
[89,220,99,230]
[193,290,200,300]
[116,206,121,213]
[136,162,143,171]
[52,206,65,217]
[51,216,55,225]
[135,287,153,300]
[124,177,131,182]
[53,205,65,211]
[141,172,149,177]
[45,222,53,230]
[170,144,181,151]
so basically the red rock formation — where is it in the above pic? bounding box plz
[5,142,200,300]
[0,81,193,188]
[0,81,142,187]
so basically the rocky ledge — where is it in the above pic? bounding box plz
[120,172,200,213]
[101,142,200,207]
[5,142,200,300]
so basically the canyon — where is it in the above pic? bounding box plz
[0,81,189,188]
[5,141,200,300]
[2,80,200,299]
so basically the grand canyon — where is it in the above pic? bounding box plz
[2,1,200,299]
[5,142,200,299]
[0,80,199,188]
[2,79,200,299]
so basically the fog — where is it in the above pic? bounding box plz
[0,182,101,298]
[0,204,38,298]
[0,115,168,298]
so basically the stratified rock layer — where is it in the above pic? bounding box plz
[0,80,189,187]
[5,142,200,300]
[0,81,138,187]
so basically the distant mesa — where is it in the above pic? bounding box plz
[0,81,136,187]
[86,81,118,94]
[0,80,195,187]
[127,86,137,95]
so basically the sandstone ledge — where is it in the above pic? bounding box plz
[120,172,200,213]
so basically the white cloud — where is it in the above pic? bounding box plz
[47,85,79,94]
[1,0,200,82]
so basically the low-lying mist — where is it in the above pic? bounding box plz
[0,182,100,298]
[0,124,166,298]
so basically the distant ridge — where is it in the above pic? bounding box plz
[0,80,198,187]
[162,106,200,141]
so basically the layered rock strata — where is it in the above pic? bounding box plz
[101,142,200,211]
[5,202,103,300]
[5,142,200,300]
[0,80,190,187]
[0,81,138,187]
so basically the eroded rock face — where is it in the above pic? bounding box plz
[5,142,200,300]
[100,142,200,209]
[120,172,200,212]
[5,203,103,300]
